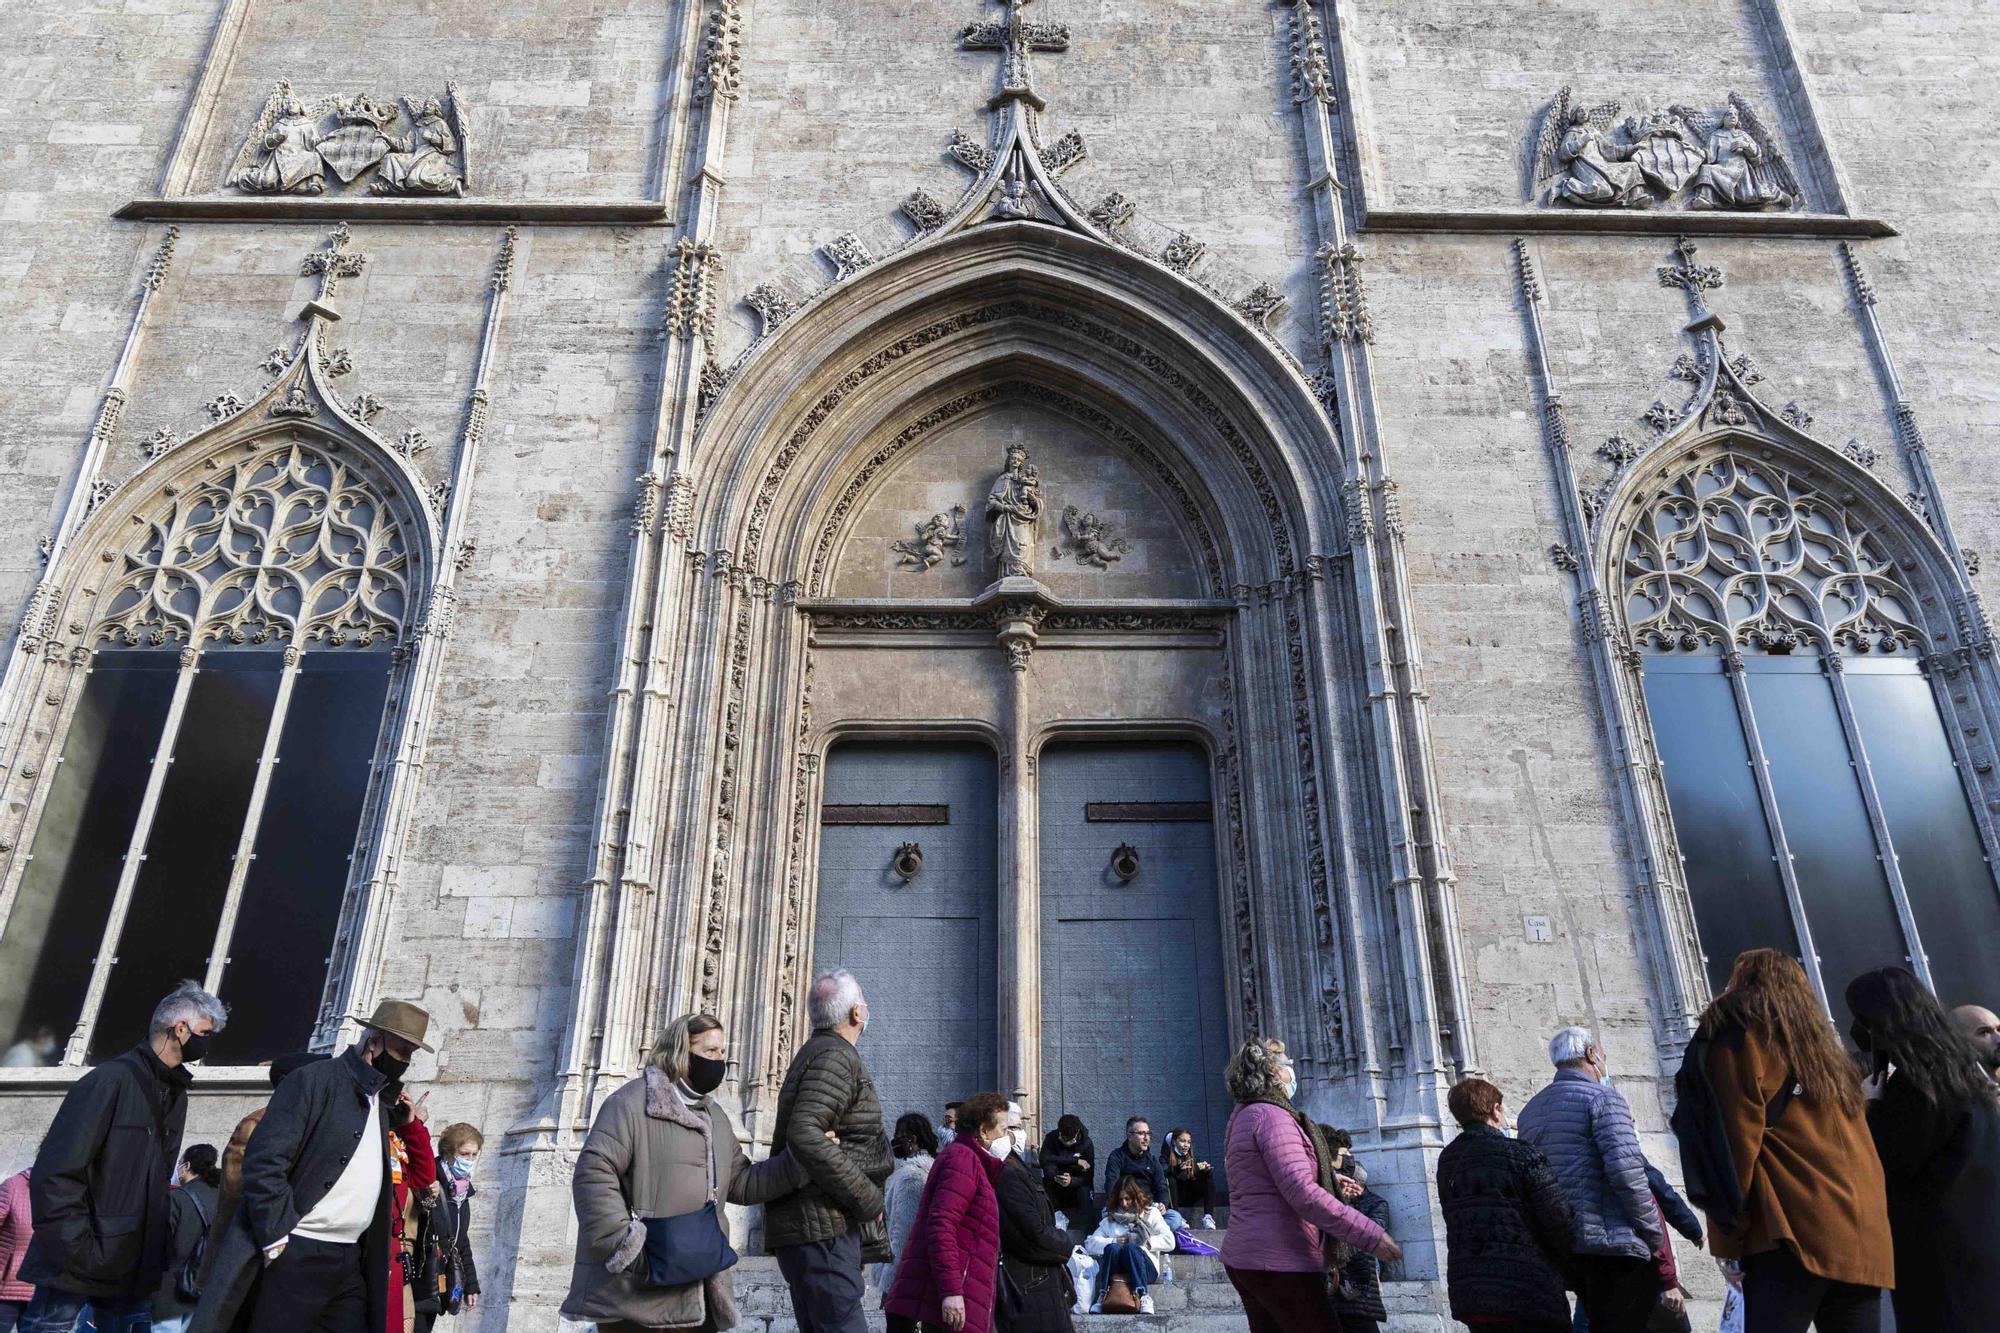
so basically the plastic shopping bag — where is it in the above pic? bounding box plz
[1718,1286,1745,1333]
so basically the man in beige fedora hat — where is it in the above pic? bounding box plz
[190,999,433,1333]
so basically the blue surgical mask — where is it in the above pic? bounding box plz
[1281,1069,1298,1101]
[447,1157,474,1180]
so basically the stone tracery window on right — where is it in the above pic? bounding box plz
[1618,443,2000,1019]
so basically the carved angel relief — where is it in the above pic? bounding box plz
[891,505,968,570]
[1532,89,1799,211]
[231,81,469,197]
[1053,505,1130,568]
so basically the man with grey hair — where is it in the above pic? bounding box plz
[766,970,892,1333]
[1516,1026,1668,1333]
[18,980,226,1333]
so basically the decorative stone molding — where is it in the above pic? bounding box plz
[821,232,875,281]
[205,392,244,422]
[695,0,745,103]
[632,471,664,537]
[140,427,179,461]
[1282,0,1337,107]
[744,284,801,337]
[350,393,385,422]
[1234,282,1288,330]
[1780,400,1813,429]
[901,189,948,232]
[1317,243,1374,344]
[1160,232,1206,275]
[1038,129,1086,177]
[1533,89,1799,211]
[670,239,723,341]
[1843,439,1878,470]
[229,81,469,197]
[949,128,995,175]
[1087,192,1135,232]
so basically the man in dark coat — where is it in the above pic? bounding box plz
[996,1129,1076,1333]
[18,980,225,1333]
[766,970,892,1333]
[1100,1119,1167,1210]
[189,999,433,1333]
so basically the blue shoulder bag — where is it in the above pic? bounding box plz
[641,1123,739,1289]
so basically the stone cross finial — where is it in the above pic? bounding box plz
[961,0,1070,111]
[301,223,368,306]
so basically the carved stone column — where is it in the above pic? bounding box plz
[993,598,1041,1125]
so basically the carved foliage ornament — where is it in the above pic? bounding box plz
[93,434,410,650]
[1533,88,1799,212]
[1621,447,1922,657]
[230,81,469,197]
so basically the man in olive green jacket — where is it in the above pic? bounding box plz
[766,970,893,1333]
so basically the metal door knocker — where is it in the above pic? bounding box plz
[892,841,924,884]
[1110,842,1140,883]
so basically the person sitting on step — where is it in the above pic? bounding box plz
[1082,1177,1176,1315]
[1161,1128,1218,1230]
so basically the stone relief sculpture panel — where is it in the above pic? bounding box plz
[827,397,1199,601]
[1531,89,1798,210]
[230,81,469,196]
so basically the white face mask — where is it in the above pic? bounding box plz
[1010,1128,1027,1154]
[1281,1067,1298,1101]
[986,1135,1012,1162]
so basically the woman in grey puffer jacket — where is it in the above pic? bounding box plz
[562,1014,807,1332]
[871,1114,939,1303]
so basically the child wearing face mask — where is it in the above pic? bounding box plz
[413,1123,484,1329]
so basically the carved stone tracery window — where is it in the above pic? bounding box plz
[1617,441,2000,1018]
[0,430,417,1066]
[1622,449,1920,657]
[94,435,410,650]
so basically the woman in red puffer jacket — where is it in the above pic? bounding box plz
[885,1092,1010,1333]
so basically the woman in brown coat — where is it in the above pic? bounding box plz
[561,1014,807,1332]
[1698,949,1892,1333]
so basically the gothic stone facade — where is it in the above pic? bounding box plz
[1,0,1997,1328]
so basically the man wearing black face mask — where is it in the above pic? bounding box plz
[19,980,226,1333]
[190,999,433,1333]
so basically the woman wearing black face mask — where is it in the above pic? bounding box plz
[1846,966,2000,1333]
[562,1013,810,1331]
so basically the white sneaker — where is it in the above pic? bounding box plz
[1200,1213,1216,1230]
[1089,1301,1103,1314]
[1138,1295,1155,1314]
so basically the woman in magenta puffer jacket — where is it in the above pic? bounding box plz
[1220,1038,1403,1333]
[885,1092,1010,1333]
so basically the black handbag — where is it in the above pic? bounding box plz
[173,1189,210,1305]
[640,1129,738,1288]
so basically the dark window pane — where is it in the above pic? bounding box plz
[210,653,392,1063]
[1845,661,2000,1010]
[1641,656,1796,993]
[95,655,282,1058]
[0,652,179,1056]
[1743,656,1908,1024]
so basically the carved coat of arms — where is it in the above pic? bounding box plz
[1531,88,1799,212]
[230,81,470,197]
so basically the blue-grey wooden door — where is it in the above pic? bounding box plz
[811,740,999,1132]
[1038,741,1233,1197]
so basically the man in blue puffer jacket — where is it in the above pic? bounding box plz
[1517,1026,1667,1333]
